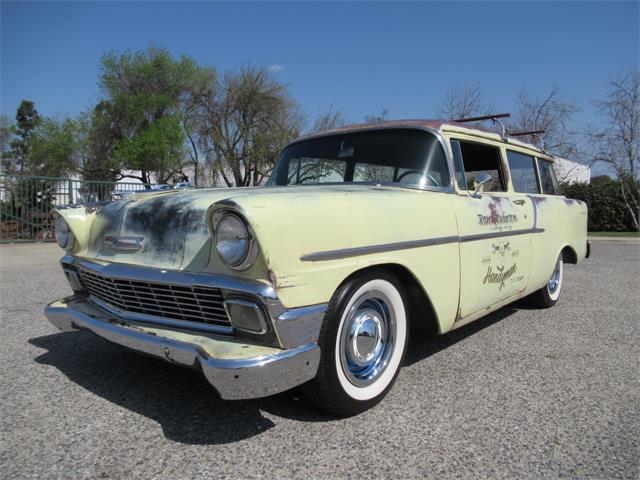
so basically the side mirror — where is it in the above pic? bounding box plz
[471,173,492,197]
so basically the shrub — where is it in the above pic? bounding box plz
[561,178,639,232]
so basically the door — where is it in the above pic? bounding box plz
[450,140,533,319]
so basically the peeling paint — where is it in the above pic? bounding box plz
[89,193,212,269]
[268,269,278,287]
[529,196,547,205]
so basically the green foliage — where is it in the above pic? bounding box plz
[562,178,640,231]
[84,101,124,182]
[1,178,55,239]
[25,117,77,177]
[9,100,41,172]
[97,46,198,183]
[0,115,12,156]
[4,47,304,187]
[113,115,185,178]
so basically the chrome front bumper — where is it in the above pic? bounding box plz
[45,296,321,400]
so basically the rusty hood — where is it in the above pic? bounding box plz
[84,189,243,270]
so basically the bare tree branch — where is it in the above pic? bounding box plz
[310,105,347,133]
[437,83,494,121]
[587,70,640,230]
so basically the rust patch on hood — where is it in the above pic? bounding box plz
[89,193,211,269]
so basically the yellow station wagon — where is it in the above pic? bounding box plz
[45,116,590,415]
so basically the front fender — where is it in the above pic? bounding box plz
[225,186,461,333]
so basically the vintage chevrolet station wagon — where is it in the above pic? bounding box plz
[45,118,589,415]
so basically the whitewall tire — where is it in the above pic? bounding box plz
[303,271,408,416]
[527,255,564,308]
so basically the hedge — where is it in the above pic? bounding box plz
[561,177,639,232]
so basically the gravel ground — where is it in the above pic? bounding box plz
[1,242,638,479]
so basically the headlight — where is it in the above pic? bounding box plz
[214,213,250,267]
[54,215,74,250]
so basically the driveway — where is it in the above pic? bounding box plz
[0,242,638,479]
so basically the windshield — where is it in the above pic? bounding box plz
[267,128,450,188]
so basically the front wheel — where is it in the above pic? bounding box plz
[303,271,408,416]
[526,255,564,308]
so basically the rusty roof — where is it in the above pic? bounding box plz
[298,119,548,156]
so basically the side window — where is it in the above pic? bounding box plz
[450,139,506,192]
[506,151,540,193]
[537,159,559,194]
[450,140,468,189]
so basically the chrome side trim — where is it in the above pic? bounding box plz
[300,229,545,262]
[458,228,545,243]
[300,236,459,262]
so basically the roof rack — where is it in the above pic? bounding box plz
[510,129,546,137]
[453,112,511,123]
[453,112,511,140]
[510,130,546,150]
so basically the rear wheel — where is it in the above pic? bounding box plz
[303,271,408,416]
[527,255,564,308]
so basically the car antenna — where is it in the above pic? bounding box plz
[453,113,511,141]
[510,129,546,151]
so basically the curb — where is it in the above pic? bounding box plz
[588,236,640,245]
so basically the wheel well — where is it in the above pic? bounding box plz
[342,264,440,335]
[561,246,578,264]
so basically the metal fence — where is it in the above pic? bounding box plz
[0,175,153,242]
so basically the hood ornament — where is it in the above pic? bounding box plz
[104,235,144,252]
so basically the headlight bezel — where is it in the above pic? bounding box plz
[212,210,259,271]
[54,214,75,250]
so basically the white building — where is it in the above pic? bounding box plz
[554,158,590,184]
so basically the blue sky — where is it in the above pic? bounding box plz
[1,1,638,128]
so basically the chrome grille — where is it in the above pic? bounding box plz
[77,268,231,328]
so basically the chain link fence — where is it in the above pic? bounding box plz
[0,175,153,242]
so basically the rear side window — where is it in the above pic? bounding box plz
[507,151,540,193]
[538,159,559,194]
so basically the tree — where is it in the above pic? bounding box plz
[194,65,303,187]
[437,83,493,121]
[97,46,200,184]
[84,101,126,182]
[9,100,40,173]
[588,71,640,230]
[181,66,219,187]
[364,109,389,124]
[24,117,77,177]
[0,115,13,164]
[510,85,581,162]
[311,105,347,133]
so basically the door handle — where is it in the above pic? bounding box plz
[512,199,526,206]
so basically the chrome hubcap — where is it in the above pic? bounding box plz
[340,291,396,386]
[548,260,561,293]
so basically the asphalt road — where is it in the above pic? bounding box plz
[1,242,638,479]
